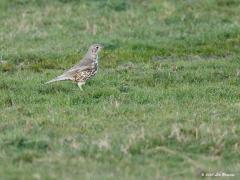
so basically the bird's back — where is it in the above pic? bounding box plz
[63,57,90,73]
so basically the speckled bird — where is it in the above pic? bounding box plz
[46,44,103,90]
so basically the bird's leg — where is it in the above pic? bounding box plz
[77,82,85,91]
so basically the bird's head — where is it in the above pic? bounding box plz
[88,44,103,55]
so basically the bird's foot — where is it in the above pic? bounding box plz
[77,82,85,91]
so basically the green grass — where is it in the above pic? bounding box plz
[0,0,240,179]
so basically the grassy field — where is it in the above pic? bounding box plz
[0,0,240,179]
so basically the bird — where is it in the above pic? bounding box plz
[45,44,103,90]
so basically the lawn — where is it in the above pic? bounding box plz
[0,0,240,179]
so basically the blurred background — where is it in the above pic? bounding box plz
[1,0,239,64]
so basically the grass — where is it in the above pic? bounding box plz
[0,0,240,179]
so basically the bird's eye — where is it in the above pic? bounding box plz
[96,46,99,49]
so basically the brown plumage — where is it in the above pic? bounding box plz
[46,44,103,90]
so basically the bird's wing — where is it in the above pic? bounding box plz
[64,57,92,73]
[45,65,90,84]
[63,65,92,78]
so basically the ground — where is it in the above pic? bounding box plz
[0,0,240,179]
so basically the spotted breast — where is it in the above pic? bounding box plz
[74,61,98,83]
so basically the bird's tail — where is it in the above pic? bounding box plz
[45,75,69,84]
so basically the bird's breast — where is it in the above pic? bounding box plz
[92,61,98,69]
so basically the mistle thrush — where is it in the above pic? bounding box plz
[46,44,103,90]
